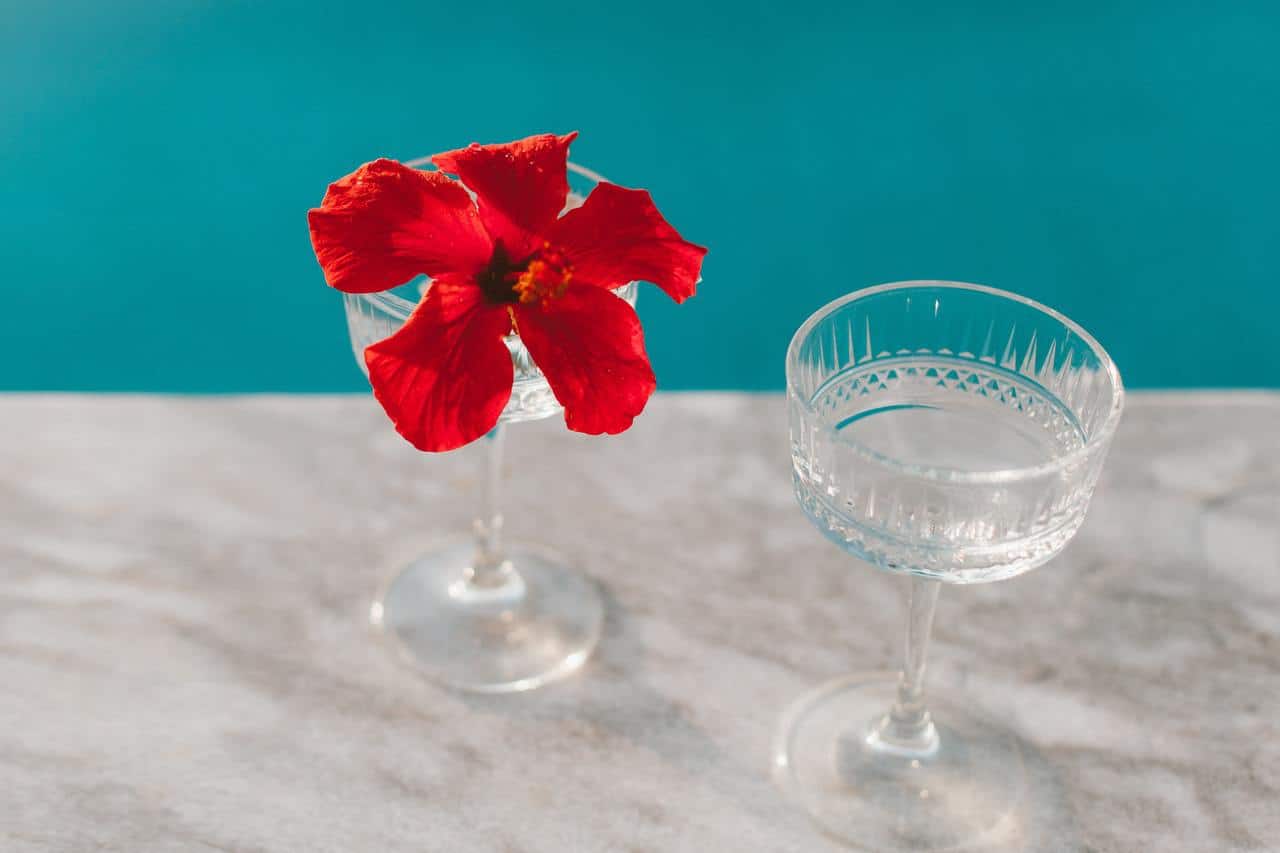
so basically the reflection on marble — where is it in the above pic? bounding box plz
[0,392,1277,851]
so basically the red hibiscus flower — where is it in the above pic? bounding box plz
[308,132,707,452]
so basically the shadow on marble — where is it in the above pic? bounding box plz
[456,583,731,783]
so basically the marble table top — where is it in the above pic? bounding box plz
[1,392,1277,852]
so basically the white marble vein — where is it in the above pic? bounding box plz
[0,392,1277,852]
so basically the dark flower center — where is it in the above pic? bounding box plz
[477,241,573,307]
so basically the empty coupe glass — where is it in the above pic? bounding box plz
[344,158,637,693]
[777,281,1123,849]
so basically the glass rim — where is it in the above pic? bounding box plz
[352,159,609,322]
[785,280,1126,485]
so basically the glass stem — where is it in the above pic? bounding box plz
[468,424,510,588]
[870,576,942,756]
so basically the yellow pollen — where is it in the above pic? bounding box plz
[513,256,572,306]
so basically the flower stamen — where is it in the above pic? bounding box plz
[511,244,573,306]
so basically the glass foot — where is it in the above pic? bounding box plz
[371,538,602,693]
[774,672,1025,851]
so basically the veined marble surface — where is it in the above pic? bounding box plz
[1,392,1277,852]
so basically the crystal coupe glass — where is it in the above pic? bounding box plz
[777,281,1123,849]
[344,158,637,693]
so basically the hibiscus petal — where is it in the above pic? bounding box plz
[309,159,492,294]
[548,182,707,303]
[365,279,514,452]
[432,133,577,260]
[513,286,656,436]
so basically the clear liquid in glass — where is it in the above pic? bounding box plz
[800,358,1094,583]
[832,364,1085,472]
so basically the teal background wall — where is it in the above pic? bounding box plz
[3,1,1277,392]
